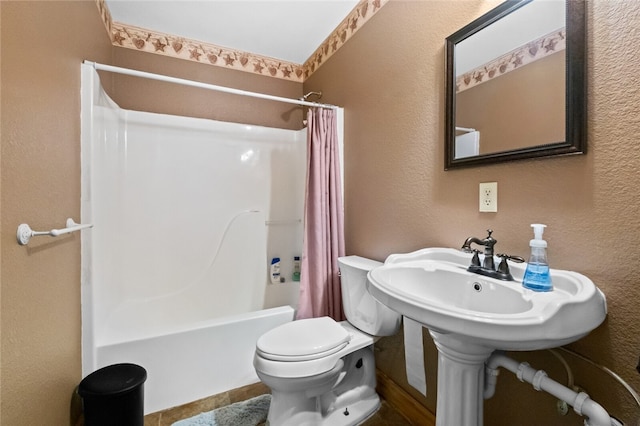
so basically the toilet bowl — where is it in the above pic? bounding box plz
[253,256,401,426]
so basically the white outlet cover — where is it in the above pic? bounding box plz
[479,182,498,212]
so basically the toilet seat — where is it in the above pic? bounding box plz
[254,320,375,379]
[256,317,351,362]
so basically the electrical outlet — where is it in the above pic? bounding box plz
[479,182,498,212]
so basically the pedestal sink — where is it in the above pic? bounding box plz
[366,248,607,426]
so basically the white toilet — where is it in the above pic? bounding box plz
[253,255,401,426]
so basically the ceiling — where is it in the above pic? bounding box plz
[105,0,360,64]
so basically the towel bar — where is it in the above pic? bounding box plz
[17,218,93,246]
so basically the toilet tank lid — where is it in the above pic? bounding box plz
[338,255,382,271]
[256,317,350,359]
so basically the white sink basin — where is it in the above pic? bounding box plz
[367,247,607,350]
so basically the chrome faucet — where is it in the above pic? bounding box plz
[461,229,524,281]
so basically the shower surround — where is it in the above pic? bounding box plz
[80,64,305,413]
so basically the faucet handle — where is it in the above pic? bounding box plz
[497,254,525,263]
[496,254,525,281]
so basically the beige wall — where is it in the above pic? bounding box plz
[1,2,112,425]
[2,0,639,425]
[0,2,302,425]
[305,0,640,424]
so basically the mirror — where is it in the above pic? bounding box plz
[445,0,586,169]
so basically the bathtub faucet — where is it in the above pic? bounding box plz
[461,229,524,281]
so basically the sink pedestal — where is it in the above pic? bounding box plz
[430,331,494,426]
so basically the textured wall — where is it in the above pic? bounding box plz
[305,0,640,423]
[1,2,113,425]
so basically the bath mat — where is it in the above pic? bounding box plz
[172,394,270,426]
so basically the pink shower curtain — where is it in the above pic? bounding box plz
[296,108,346,321]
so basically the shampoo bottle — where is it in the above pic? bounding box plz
[522,224,553,292]
[270,257,281,284]
[292,256,301,282]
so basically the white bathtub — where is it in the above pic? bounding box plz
[95,305,294,414]
[80,64,302,414]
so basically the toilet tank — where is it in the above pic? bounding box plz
[338,256,401,336]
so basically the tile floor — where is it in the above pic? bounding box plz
[143,382,413,426]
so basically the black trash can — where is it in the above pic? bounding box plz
[78,363,147,426]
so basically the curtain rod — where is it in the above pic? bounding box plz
[84,61,339,110]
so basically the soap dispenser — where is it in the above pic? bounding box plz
[522,224,553,292]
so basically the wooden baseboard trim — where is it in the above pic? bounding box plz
[376,369,436,426]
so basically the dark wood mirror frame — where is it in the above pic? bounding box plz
[445,0,586,170]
